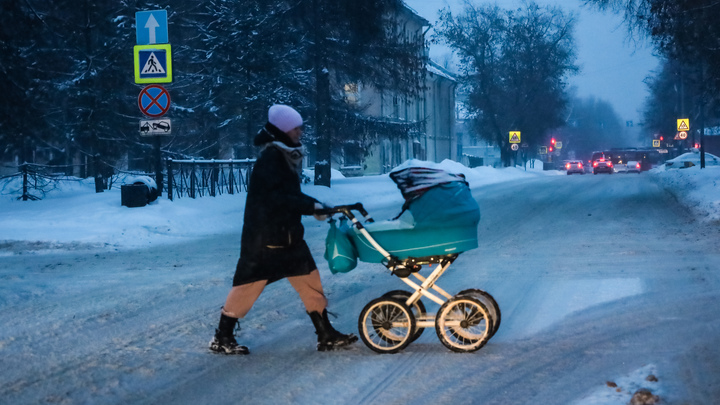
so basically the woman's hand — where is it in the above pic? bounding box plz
[313,203,328,221]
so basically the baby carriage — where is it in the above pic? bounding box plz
[319,166,500,354]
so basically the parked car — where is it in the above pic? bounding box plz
[626,160,641,173]
[664,151,720,169]
[565,160,585,175]
[593,158,613,174]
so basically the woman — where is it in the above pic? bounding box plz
[209,104,357,354]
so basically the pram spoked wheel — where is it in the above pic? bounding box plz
[382,290,426,342]
[358,297,416,354]
[456,288,501,337]
[435,296,493,353]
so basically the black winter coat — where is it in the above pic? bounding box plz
[232,124,319,286]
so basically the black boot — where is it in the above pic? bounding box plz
[308,309,358,351]
[209,313,249,355]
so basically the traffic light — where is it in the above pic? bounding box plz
[549,146,553,152]
[551,138,556,146]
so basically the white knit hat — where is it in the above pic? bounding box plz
[268,104,303,133]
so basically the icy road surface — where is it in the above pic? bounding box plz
[1,173,719,404]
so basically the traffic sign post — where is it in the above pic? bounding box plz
[134,9,172,197]
[509,131,521,144]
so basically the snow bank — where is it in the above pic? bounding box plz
[1,159,716,251]
[649,165,720,221]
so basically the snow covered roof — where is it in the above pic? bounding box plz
[427,60,457,82]
[401,1,430,26]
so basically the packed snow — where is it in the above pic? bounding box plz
[1,159,719,404]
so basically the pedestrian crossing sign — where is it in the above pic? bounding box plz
[134,44,172,83]
[677,118,689,132]
[509,131,521,143]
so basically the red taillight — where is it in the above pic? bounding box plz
[608,162,613,167]
[566,163,570,169]
[578,163,583,168]
[636,163,641,169]
[593,162,598,167]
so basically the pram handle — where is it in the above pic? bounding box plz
[316,203,374,223]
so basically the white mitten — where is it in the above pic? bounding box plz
[313,202,328,221]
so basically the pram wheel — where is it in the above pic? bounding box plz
[435,296,493,353]
[358,297,416,354]
[456,289,501,337]
[382,290,426,342]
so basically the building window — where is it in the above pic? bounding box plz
[344,83,359,105]
[343,143,363,167]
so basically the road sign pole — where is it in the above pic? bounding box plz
[135,10,171,197]
[154,135,163,196]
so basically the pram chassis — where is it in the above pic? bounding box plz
[319,203,501,354]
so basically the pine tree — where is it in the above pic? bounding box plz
[288,0,427,185]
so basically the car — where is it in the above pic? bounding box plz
[664,150,720,169]
[613,162,628,173]
[565,160,585,175]
[626,160,641,173]
[593,158,613,174]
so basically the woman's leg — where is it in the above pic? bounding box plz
[211,280,266,355]
[286,269,327,313]
[222,279,268,319]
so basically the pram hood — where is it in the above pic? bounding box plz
[337,165,480,263]
[389,166,480,229]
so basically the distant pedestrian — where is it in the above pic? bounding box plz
[209,104,357,354]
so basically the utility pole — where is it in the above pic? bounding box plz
[700,65,706,169]
[312,0,331,187]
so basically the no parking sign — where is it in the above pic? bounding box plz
[138,84,170,117]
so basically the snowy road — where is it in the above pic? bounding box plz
[2,173,720,404]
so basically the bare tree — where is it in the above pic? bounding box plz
[435,1,577,165]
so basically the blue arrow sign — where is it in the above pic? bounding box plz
[136,10,168,45]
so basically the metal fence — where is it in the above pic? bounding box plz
[1,163,91,201]
[165,159,255,200]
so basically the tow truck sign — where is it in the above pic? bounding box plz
[139,119,172,136]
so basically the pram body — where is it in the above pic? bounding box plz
[320,166,501,354]
[350,181,480,262]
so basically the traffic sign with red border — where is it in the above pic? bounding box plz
[138,84,170,117]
